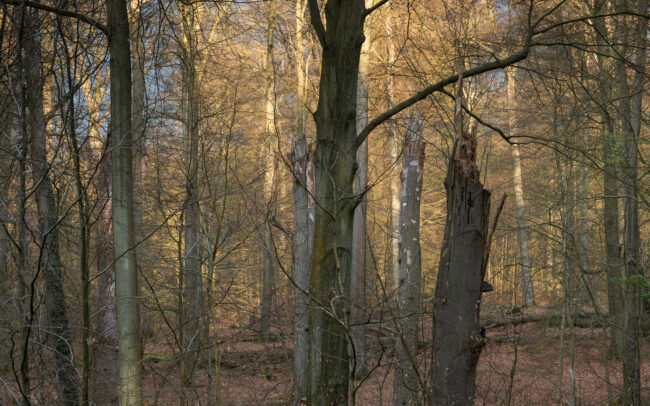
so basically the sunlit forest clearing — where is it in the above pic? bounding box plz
[0,0,649,405]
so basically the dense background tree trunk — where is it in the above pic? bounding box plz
[506,68,535,306]
[393,113,424,406]
[260,0,278,339]
[24,9,79,405]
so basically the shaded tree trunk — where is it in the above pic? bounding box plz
[92,139,120,406]
[350,3,370,377]
[24,9,79,405]
[506,68,535,306]
[393,112,424,406]
[429,74,490,405]
[107,0,143,403]
[307,1,365,404]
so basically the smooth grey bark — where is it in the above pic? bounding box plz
[260,0,278,339]
[393,112,424,406]
[386,7,400,292]
[179,4,206,395]
[291,1,313,400]
[350,6,370,377]
[506,68,535,306]
[24,9,79,405]
[107,0,143,403]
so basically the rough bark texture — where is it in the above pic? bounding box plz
[291,0,312,401]
[506,68,535,306]
[24,9,79,405]
[393,113,424,406]
[430,74,490,405]
[307,1,365,404]
[260,0,278,339]
[107,0,143,403]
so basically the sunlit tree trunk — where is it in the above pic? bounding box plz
[393,112,424,406]
[107,0,143,403]
[386,6,400,291]
[24,9,79,405]
[506,68,535,306]
[291,0,313,401]
[260,0,278,339]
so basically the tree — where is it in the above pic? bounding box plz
[393,111,425,406]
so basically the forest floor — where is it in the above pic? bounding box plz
[2,306,649,404]
[140,306,650,405]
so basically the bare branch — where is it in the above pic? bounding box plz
[307,0,326,48]
[1,0,108,34]
[363,0,388,18]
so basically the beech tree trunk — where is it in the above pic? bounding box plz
[350,5,370,377]
[107,0,143,403]
[307,2,365,404]
[291,0,312,401]
[179,5,206,396]
[393,113,424,406]
[506,68,535,306]
[260,0,278,339]
[24,9,79,405]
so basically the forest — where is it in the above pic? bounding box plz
[0,0,648,404]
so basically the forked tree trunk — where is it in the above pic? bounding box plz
[260,0,278,339]
[506,68,535,306]
[307,2,364,404]
[24,9,79,405]
[430,73,490,405]
[393,112,424,406]
[107,0,143,403]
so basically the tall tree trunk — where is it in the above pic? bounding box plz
[307,1,365,404]
[107,0,143,403]
[350,1,370,377]
[180,4,206,396]
[429,73,490,405]
[24,9,79,405]
[260,0,278,339]
[393,112,424,406]
[591,0,624,358]
[506,68,535,306]
[386,6,400,291]
[92,139,120,406]
[292,0,312,401]
[618,2,647,402]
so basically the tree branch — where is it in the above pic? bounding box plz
[307,0,326,48]
[1,0,108,34]
[357,45,531,148]
[363,0,388,18]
